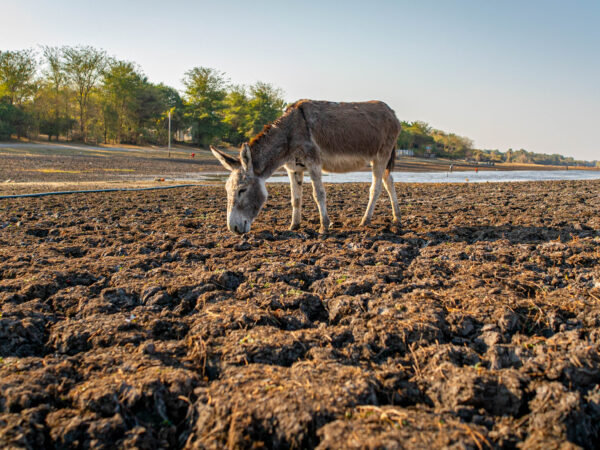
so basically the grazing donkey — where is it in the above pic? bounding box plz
[210,100,401,234]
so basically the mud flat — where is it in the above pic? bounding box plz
[1,180,600,448]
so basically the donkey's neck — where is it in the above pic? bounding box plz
[249,125,290,179]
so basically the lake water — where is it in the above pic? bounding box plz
[181,170,600,184]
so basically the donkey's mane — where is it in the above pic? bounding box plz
[249,123,276,147]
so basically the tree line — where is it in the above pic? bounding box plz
[1,46,597,167]
[398,120,597,167]
[0,46,285,147]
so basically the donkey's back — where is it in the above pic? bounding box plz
[293,100,401,165]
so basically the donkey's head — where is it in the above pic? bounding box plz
[210,143,267,234]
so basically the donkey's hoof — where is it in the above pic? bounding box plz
[318,226,329,234]
[359,219,371,227]
[289,223,301,231]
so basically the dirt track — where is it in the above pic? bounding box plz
[1,180,600,448]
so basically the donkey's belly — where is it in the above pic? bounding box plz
[321,152,371,173]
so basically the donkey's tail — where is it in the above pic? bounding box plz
[385,147,396,178]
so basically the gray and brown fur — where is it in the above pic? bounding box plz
[211,100,401,234]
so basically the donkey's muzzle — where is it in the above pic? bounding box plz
[229,220,250,235]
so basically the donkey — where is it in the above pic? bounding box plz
[210,100,402,234]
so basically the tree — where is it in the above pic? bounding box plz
[182,67,228,147]
[397,121,415,149]
[151,84,184,145]
[245,82,286,138]
[222,84,249,145]
[505,148,513,163]
[134,82,172,144]
[0,49,37,106]
[39,46,71,140]
[471,149,486,162]
[62,46,108,141]
[432,131,473,159]
[397,121,436,155]
[100,63,181,145]
[0,102,20,139]
[512,149,532,164]
[42,47,66,93]
[101,60,145,143]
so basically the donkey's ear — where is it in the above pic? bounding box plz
[240,143,253,173]
[210,146,241,171]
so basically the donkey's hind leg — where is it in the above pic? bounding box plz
[360,161,385,226]
[286,166,304,230]
[383,171,401,224]
[308,167,330,234]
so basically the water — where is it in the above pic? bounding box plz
[178,170,600,184]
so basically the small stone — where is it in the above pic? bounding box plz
[142,343,155,354]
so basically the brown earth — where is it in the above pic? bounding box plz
[1,180,600,449]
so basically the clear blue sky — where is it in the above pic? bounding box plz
[3,0,599,160]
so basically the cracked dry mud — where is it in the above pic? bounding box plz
[1,180,600,449]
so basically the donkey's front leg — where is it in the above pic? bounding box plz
[286,167,304,230]
[308,168,330,233]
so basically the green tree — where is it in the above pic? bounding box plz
[245,81,286,138]
[0,49,37,138]
[222,84,249,145]
[182,67,228,147]
[101,61,145,143]
[432,131,473,159]
[62,46,108,142]
[0,102,21,139]
[0,49,37,105]
[152,84,185,145]
[397,121,416,149]
[134,82,173,144]
[99,61,181,145]
[397,121,436,155]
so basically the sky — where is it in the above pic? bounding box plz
[2,0,599,160]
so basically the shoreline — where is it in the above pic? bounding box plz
[1,141,598,175]
[1,141,598,195]
[2,172,600,197]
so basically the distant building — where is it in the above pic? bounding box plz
[396,149,414,157]
[177,127,193,142]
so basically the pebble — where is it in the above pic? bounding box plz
[142,343,156,354]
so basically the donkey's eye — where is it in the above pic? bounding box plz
[238,188,247,196]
